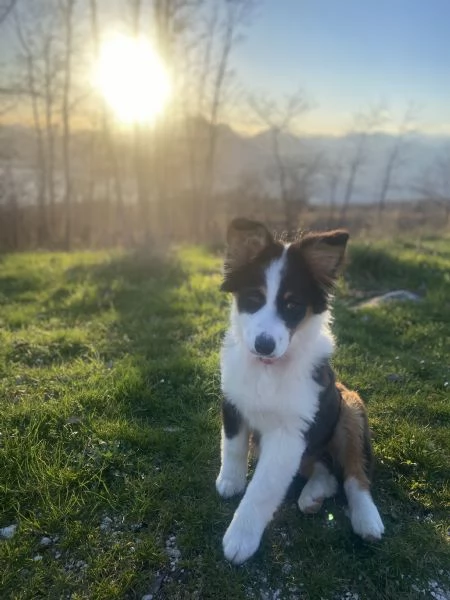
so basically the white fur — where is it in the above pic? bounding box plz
[216,425,249,498]
[237,250,291,359]
[223,429,305,564]
[344,476,385,540]
[298,461,338,513]
[219,251,335,563]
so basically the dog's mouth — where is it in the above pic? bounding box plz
[258,357,276,365]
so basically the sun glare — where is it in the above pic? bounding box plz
[94,34,171,125]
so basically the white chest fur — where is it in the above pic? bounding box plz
[221,311,335,436]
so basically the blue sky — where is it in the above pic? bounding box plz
[234,0,450,134]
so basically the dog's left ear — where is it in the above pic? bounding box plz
[221,218,273,292]
[299,229,349,287]
[225,218,273,266]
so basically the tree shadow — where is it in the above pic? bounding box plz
[345,243,448,296]
[0,274,43,303]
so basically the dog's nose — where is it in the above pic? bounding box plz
[254,334,276,356]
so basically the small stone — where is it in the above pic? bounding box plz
[100,516,113,531]
[387,373,403,383]
[356,290,422,309]
[131,522,148,532]
[39,536,52,547]
[0,524,17,539]
[33,555,43,561]
[66,416,82,425]
[142,595,153,600]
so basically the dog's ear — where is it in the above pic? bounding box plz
[225,218,273,268]
[221,218,273,292]
[298,229,349,287]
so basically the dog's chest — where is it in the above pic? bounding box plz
[221,342,321,435]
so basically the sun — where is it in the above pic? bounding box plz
[94,34,171,125]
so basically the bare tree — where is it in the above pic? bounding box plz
[324,154,344,224]
[200,0,257,238]
[340,104,387,221]
[376,103,418,219]
[13,6,49,244]
[0,0,17,27]
[181,2,220,235]
[59,0,76,250]
[416,146,450,224]
[41,24,62,232]
[90,0,125,242]
[250,90,311,232]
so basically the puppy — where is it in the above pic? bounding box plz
[216,218,384,564]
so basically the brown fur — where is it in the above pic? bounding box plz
[328,383,372,490]
[300,382,373,490]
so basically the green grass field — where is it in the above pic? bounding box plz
[0,238,449,600]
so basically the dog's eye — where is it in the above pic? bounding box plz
[283,298,307,318]
[285,299,302,311]
[239,289,265,312]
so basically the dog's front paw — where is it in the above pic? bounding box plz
[350,501,385,541]
[216,471,246,499]
[223,514,263,564]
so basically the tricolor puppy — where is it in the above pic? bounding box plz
[217,218,384,564]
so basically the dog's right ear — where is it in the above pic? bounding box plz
[221,218,273,292]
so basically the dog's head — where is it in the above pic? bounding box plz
[221,218,349,363]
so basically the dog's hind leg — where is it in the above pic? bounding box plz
[331,385,385,540]
[298,460,338,514]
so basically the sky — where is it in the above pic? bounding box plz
[1,0,449,136]
[233,0,450,135]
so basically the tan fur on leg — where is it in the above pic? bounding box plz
[328,383,372,489]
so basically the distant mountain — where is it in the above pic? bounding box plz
[214,126,450,204]
[1,120,449,205]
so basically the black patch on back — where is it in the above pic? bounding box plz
[222,399,243,439]
[304,361,341,457]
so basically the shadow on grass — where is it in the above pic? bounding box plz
[0,274,43,303]
[346,244,448,294]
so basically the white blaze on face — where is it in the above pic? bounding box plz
[238,250,291,359]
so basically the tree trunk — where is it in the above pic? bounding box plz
[61,0,75,251]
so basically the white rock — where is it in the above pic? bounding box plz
[39,536,52,547]
[357,290,422,309]
[0,524,17,539]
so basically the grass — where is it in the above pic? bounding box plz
[0,238,449,600]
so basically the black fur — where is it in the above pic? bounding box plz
[222,399,243,439]
[304,361,341,457]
